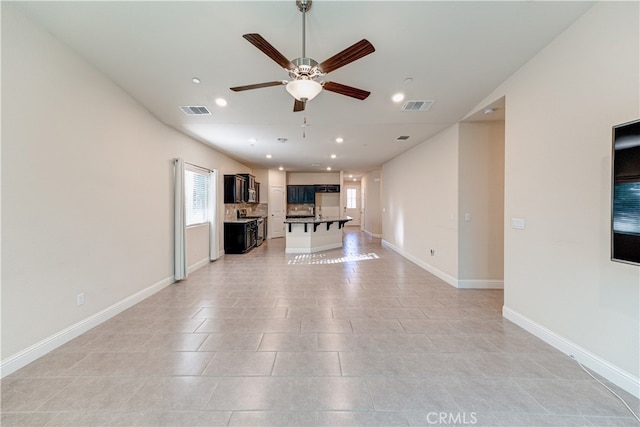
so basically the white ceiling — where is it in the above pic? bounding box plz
[14,1,594,178]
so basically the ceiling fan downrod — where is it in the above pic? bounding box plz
[297,0,312,58]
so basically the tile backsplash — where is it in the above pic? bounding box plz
[224,203,268,220]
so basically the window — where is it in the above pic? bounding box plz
[185,169,209,226]
[346,188,357,209]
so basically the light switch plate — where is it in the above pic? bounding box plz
[511,217,525,230]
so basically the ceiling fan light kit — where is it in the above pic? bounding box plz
[286,79,322,101]
[230,0,374,112]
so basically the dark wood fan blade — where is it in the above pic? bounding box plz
[230,81,287,92]
[323,81,370,100]
[243,33,295,70]
[293,99,306,112]
[317,39,375,74]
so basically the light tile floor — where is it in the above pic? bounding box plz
[2,230,639,426]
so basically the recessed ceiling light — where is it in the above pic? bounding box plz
[392,92,405,103]
[192,77,201,84]
[215,98,227,107]
[326,166,332,171]
[349,174,353,178]
[484,108,496,115]
[278,166,284,171]
[330,154,337,159]
[266,154,272,159]
[353,178,356,182]
[335,137,344,143]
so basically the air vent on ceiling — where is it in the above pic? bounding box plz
[179,105,211,115]
[401,100,434,112]
[396,135,410,141]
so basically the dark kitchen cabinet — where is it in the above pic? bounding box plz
[239,174,255,191]
[224,221,257,254]
[315,184,340,193]
[286,186,299,203]
[239,174,257,203]
[303,186,315,203]
[287,185,315,204]
[224,175,247,203]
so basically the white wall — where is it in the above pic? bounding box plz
[478,2,640,384]
[380,1,639,395]
[1,5,249,365]
[316,193,340,218]
[458,122,505,283]
[186,224,210,272]
[269,169,286,187]
[382,125,460,283]
[470,2,639,391]
[287,172,340,185]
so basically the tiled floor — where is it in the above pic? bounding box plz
[2,230,639,426]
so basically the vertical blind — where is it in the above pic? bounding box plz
[185,169,209,226]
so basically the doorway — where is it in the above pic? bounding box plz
[269,185,285,238]
[344,183,362,227]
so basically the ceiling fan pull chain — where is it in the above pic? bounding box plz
[303,115,307,139]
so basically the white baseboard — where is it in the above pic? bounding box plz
[382,239,458,288]
[363,229,382,238]
[503,306,640,399]
[0,274,175,378]
[458,279,504,289]
[188,257,211,274]
[381,240,504,290]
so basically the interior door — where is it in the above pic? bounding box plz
[270,185,285,238]
[344,185,361,226]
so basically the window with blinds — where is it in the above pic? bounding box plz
[185,169,209,226]
[346,188,357,209]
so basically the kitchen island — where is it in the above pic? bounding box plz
[283,216,352,254]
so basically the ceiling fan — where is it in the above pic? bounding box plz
[230,0,375,112]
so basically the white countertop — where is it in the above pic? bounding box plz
[283,216,353,224]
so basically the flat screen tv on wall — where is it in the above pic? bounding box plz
[612,119,640,266]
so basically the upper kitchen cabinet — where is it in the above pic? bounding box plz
[224,174,247,204]
[239,174,257,203]
[287,185,315,204]
[225,174,260,204]
[315,184,340,193]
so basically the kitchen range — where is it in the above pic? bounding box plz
[223,209,267,254]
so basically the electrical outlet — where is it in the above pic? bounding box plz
[76,293,85,306]
[430,249,435,256]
